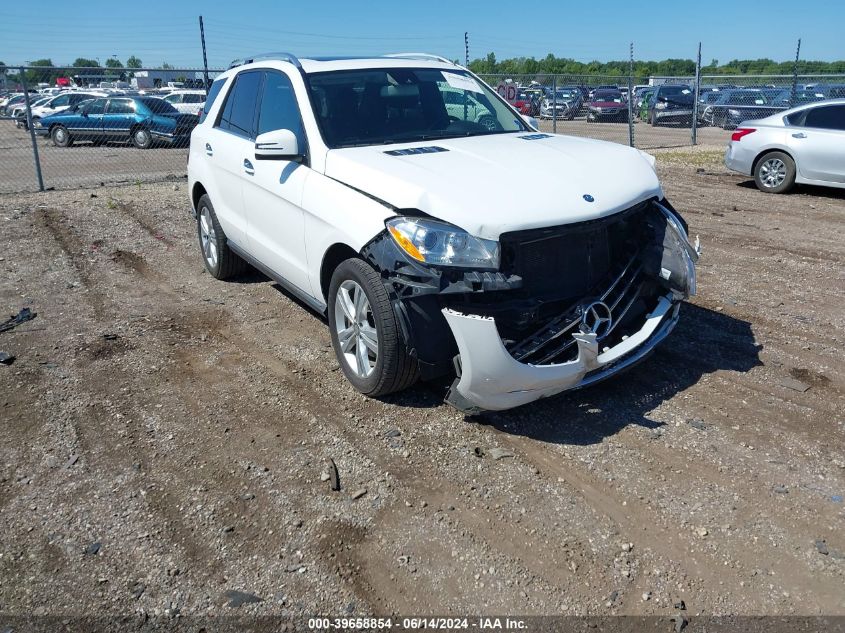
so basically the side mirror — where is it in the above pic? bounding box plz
[522,115,539,130]
[255,129,301,161]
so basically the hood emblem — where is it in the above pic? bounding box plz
[583,194,595,202]
[581,301,613,339]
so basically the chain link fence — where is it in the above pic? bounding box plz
[0,66,222,194]
[477,72,845,151]
[2,65,844,193]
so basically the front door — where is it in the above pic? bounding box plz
[241,69,310,293]
[75,97,106,139]
[789,104,845,183]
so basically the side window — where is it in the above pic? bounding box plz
[164,94,181,103]
[184,94,204,104]
[217,71,262,138]
[257,71,304,142]
[107,99,135,114]
[804,105,845,131]
[199,78,226,123]
[51,94,70,107]
[87,99,107,115]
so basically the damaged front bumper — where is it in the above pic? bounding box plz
[443,295,679,412]
[441,201,699,413]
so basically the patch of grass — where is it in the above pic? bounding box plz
[656,149,725,169]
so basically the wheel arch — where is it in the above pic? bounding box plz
[191,181,208,214]
[320,243,361,303]
[752,147,795,176]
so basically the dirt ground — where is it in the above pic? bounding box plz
[0,149,843,624]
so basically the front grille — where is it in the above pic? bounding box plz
[506,252,649,365]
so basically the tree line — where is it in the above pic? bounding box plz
[0,57,185,86]
[468,53,845,77]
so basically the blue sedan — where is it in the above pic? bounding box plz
[35,96,198,148]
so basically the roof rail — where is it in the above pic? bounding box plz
[229,52,301,69]
[384,53,456,66]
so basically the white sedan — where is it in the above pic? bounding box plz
[162,90,206,116]
[725,99,845,193]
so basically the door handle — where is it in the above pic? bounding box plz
[243,158,254,175]
[205,142,213,155]
[792,132,807,139]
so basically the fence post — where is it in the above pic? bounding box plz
[627,43,635,147]
[19,67,45,192]
[691,43,702,146]
[552,75,557,134]
[790,38,802,108]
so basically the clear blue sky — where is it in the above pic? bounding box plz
[1,0,842,69]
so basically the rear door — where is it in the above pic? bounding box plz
[788,104,845,183]
[203,70,263,245]
[103,98,136,142]
[241,69,311,292]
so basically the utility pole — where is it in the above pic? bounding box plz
[790,38,802,107]
[464,32,469,67]
[199,15,210,95]
[627,42,635,148]
[691,42,701,146]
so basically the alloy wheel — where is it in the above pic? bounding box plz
[334,280,378,378]
[199,206,218,268]
[760,158,787,188]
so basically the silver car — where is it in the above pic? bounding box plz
[724,99,845,193]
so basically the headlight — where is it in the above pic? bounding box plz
[34,120,43,128]
[386,217,500,269]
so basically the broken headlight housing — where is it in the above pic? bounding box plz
[386,217,500,270]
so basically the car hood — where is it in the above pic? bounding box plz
[590,100,625,107]
[324,132,661,240]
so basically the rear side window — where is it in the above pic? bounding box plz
[107,99,135,114]
[51,94,70,107]
[199,79,226,123]
[217,71,262,138]
[257,71,304,143]
[184,93,204,104]
[804,105,845,131]
[86,99,107,115]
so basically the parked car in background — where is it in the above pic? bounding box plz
[725,99,845,193]
[648,84,694,126]
[589,85,618,99]
[539,88,581,120]
[25,92,104,127]
[638,91,654,121]
[514,91,540,116]
[586,89,628,122]
[36,96,198,148]
[635,87,655,112]
[442,89,500,130]
[696,91,725,125]
[704,89,784,130]
[12,96,52,127]
[162,90,206,116]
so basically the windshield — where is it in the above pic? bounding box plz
[556,90,579,99]
[662,85,691,96]
[306,68,528,149]
[594,91,623,102]
[139,97,179,114]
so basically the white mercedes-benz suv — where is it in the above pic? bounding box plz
[187,52,699,412]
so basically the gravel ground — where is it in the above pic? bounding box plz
[0,151,844,624]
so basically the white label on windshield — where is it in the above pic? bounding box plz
[442,71,483,93]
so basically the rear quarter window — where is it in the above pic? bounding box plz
[199,79,226,124]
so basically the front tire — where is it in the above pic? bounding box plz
[196,194,248,278]
[754,152,796,194]
[328,258,418,397]
[51,125,73,147]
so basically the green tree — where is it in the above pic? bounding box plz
[126,56,142,69]
[72,58,100,68]
[25,59,55,86]
[105,58,122,68]
[160,61,173,70]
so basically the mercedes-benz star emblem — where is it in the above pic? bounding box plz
[583,194,595,202]
[581,301,613,338]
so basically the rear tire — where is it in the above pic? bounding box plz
[132,127,152,149]
[196,194,248,279]
[754,152,796,194]
[328,258,419,397]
